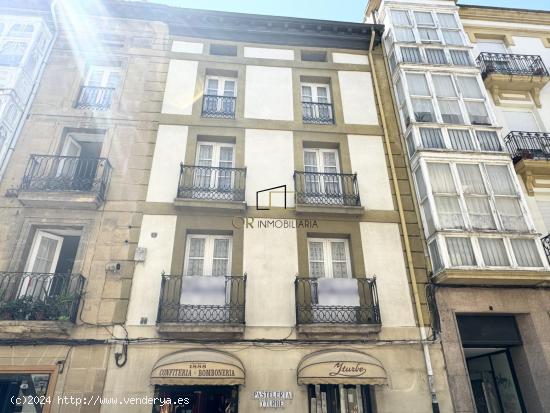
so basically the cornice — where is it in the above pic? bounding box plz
[459,5,550,26]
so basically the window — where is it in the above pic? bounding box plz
[477,39,507,54]
[307,385,373,413]
[449,129,474,151]
[395,77,410,126]
[457,76,483,99]
[457,164,495,230]
[401,47,422,63]
[0,41,27,66]
[476,130,501,152]
[25,229,80,276]
[194,141,235,192]
[203,76,237,117]
[85,65,121,88]
[437,13,459,29]
[433,74,463,124]
[184,234,232,276]
[301,50,327,62]
[391,9,415,43]
[308,238,352,278]
[447,237,476,266]
[429,240,443,272]
[450,50,473,66]
[415,11,439,43]
[456,75,491,126]
[205,76,236,98]
[415,168,435,234]
[427,163,464,229]
[503,110,540,133]
[389,52,398,72]
[466,101,490,125]
[406,73,435,122]
[301,83,333,123]
[301,83,330,104]
[426,48,447,64]
[442,30,462,45]
[511,239,542,267]
[420,128,444,149]
[418,27,440,43]
[8,23,34,37]
[209,44,237,56]
[486,165,527,231]
[479,238,510,266]
[414,11,435,27]
[303,149,341,197]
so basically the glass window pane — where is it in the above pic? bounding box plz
[309,241,325,277]
[435,196,464,229]
[426,48,447,65]
[420,128,444,148]
[476,131,502,151]
[414,11,435,26]
[301,86,312,101]
[433,75,456,97]
[495,198,527,231]
[486,165,515,195]
[418,28,440,42]
[457,76,483,99]
[450,50,472,66]
[438,99,463,124]
[449,129,474,151]
[391,9,411,26]
[511,239,543,267]
[401,47,422,63]
[412,99,435,122]
[429,241,443,272]
[395,28,415,42]
[442,30,463,45]
[457,164,486,194]
[465,197,496,229]
[428,163,456,193]
[466,102,490,125]
[447,237,476,266]
[331,242,349,278]
[406,73,430,96]
[395,77,406,105]
[479,238,510,266]
[438,13,459,28]
[415,168,427,199]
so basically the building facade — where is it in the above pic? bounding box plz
[366,0,550,412]
[0,1,457,413]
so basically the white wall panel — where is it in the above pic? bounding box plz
[161,60,198,115]
[244,47,294,60]
[338,71,378,125]
[244,66,294,121]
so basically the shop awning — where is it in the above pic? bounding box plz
[297,349,387,385]
[150,349,245,385]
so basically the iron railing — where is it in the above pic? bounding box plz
[295,277,380,325]
[201,95,236,118]
[541,234,550,265]
[0,272,84,322]
[75,86,115,110]
[20,155,112,201]
[157,274,246,324]
[177,163,246,201]
[302,102,335,124]
[477,53,550,79]
[294,171,360,206]
[504,131,550,162]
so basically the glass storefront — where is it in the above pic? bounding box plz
[307,384,373,413]
[0,373,51,413]
[153,385,238,413]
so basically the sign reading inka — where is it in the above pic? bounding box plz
[152,362,242,380]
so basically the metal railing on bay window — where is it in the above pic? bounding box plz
[0,272,85,322]
[295,277,380,325]
[177,163,246,202]
[201,95,236,118]
[20,154,112,201]
[157,274,246,324]
[504,131,550,162]
[75,86,115,110]
[294,171,360,206]
[302,101,335,124]
[476,52,549,79]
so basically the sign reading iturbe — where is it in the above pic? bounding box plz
[253,391,293,409]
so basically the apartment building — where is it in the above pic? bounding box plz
[0,11,52,177]
[0,0,168,411]
[366,0,550,412]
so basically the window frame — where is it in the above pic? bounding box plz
[204,75,237,97]
[183,234,233,277]
[300,82,332,104]
[307,237,352,279]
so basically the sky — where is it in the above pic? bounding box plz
[146,0,550,23]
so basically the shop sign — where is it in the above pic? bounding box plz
[253,390,293,409]
[151,362,244,380]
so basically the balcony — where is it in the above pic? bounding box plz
[302,102,334,125]
[75,86,115,110]
[293,171,362,215]
[201,95,236,118]
[504,131,550,195]
[295,277,380,336]
[477,53,550,106]
[157,274,246,337]
[175,164,246,211]
[18,155,112,209]
[0,272,84,338]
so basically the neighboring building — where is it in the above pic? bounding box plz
[0,0,168,410]
[366,0,550,412]
[0,12,52,177]
[0,1,457,411]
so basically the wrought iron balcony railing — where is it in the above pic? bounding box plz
[20,155,112,201]
[157,274,246,324]
[302,102,335,124]
[201,95,236,118]
[504,131,550,162]
[178,163,246,202]
[477,53,550,79]
[0,272,85,322]
[75,86,115,110]
[542,234,550,265]
[294,171,360,206]
[295,277,380,325]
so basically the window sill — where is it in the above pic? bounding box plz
[432,267,550,286]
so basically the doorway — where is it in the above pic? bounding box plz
[152,385,238,413]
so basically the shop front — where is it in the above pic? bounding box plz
[150,349,244,413]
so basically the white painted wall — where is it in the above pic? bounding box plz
[171,40,203,54]
[244,129,295,208]
[348,134,394,210]
[360,222,416,327]
[332,53,369,65]
[243,219,299,327]
[244,47,294,61]
[146,125,188,203]
[338,71,379,125]
[161,60,198,115]
[244,66,294,121]
[126,215,177,326]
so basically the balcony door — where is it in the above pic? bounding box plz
[503,110,540,133]
[301,83,332,121]
[194,142,235,198]
[56,135,81,184]
[85,65,121,89]
[204,76,236,115]
[477,39,511,73]
[304,149,341,202]
[79,65,120,109]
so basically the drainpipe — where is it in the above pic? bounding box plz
[368,29,440,413]
[0,0,59,179]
